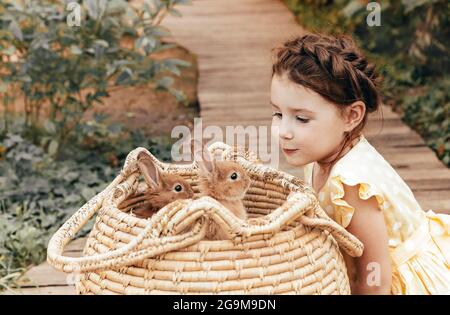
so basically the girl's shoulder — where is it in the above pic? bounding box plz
[302,135,387,185]
[330,134,415,202]
[305,135,425,230]
[303,134,395,188]
[330,134,393,183]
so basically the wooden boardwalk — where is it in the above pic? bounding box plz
[5,0,450,294]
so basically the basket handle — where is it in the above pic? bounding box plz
[167,193,364,259]
[47,148,206,273]
[213,193,364,257]
[47,191,207,273]
[47,144,363,274]
[46,144,238,273]
[209,142,364,257]
[136,142,364,257]
[47,189,362,273]
[298,204,364,257]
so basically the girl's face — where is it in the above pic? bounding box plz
[271,73,349,167]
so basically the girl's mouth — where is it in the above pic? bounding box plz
[283,148,299,155]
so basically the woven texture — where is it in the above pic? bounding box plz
[47,141,364,295]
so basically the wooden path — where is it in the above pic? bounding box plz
[5,0,449,294]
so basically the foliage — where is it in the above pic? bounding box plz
[0,114,175,291]
[402,78,450,165]
[0,0,191,157]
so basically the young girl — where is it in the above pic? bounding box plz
[270,32,450,295]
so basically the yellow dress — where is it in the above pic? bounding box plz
[302,134,450,294]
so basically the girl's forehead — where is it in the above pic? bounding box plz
[270,74,337,114]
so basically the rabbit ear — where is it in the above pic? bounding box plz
[137,154,161,190]
[191,139,215,176]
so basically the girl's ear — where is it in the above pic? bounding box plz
[343,101,366,132]
[191,139,215,176]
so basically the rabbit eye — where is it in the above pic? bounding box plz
[230,172,238,180]
[174,184,183,192]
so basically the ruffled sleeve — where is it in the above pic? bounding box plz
[329,174,386,228]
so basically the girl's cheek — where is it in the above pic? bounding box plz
[294,121,313,138]
[297,123,322,152]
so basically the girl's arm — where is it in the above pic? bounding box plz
[342,183,392,295]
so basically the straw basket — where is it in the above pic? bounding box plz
[47,141,363,295]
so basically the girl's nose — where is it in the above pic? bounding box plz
[278,122,294,140]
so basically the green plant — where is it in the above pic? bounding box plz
[0,114,176,291]
[402,78,450,166]
[0,258,24,293]
[0,0,191,156]
[285,0,449,79]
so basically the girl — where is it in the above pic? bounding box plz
[270,32,450,295]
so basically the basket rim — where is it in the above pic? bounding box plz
[110,142,318,230]
[107,141,362,253]
[46,141,364,274]
[123,143,316,195]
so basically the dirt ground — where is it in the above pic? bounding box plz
[83,44,199,137]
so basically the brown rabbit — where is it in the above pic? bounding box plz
[191,139,251,240]
[119,153,194,219]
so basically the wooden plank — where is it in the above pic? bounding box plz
[2,285,77,295]
[3,238,86,294]
[16,263,75,287]
[64,237,87,252]
[395,169,450,181]
[404,179,450,191]
[414,190,450,214]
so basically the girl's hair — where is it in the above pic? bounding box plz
[272,32,383,165]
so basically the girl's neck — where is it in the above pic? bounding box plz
[315,133,363,175]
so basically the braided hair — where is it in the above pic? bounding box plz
[272,32,384,165]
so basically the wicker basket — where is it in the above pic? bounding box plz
[47,141,363,295]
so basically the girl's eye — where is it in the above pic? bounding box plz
[296,116,310,123]
[230,172,238,180]
[174,184,183,192]
[272,113,282,119]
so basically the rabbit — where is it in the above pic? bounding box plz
[190,139,251,240]
[118,152,194,219]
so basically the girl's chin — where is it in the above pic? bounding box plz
[283,152,305,166]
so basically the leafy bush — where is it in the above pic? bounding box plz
[0,0,191,157]
[284,0,450,165]
[285,0,449,78]
[0,114,175,291]
[402,78,450,165]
